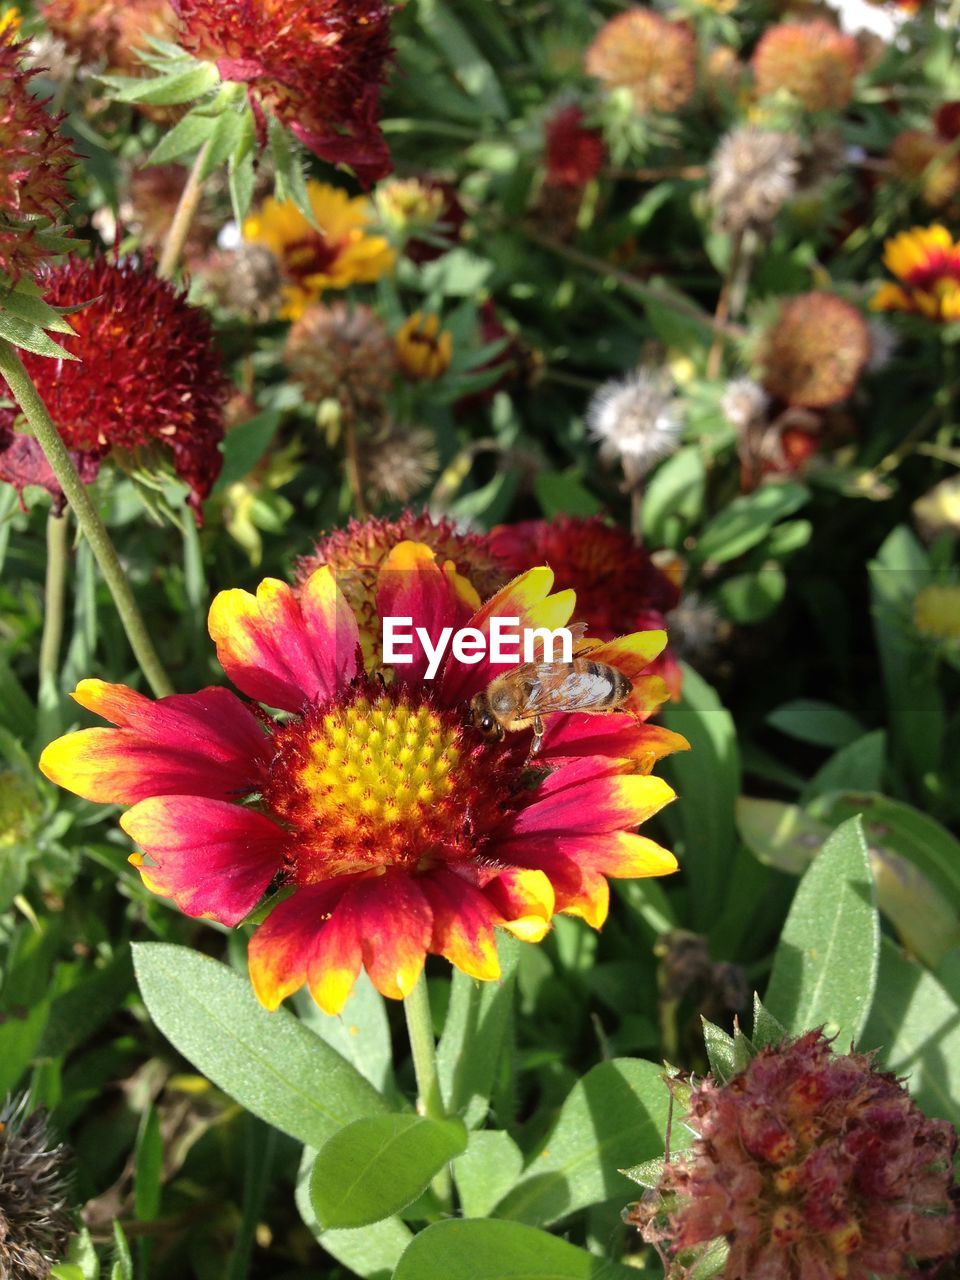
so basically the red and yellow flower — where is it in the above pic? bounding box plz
[243,181,395,319]
[40,544,686,1014]
[871,225,960,323]
[395,311,453,380]
[173,0,394,184]
[751,20,859,113]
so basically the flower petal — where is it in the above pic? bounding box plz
[307,894,365,1016]
[538,712,689,772]
[350,874,433,1000]
[561,869,610,928]
[508,767,677,836]
[376,541,479,686]
[421,868,501,982]
[39,680,268,804]
[121,796,286,926]
[577,630,668,681]
[248,879,355,1011]
[208,570,358,712]
[484,867,555,943]
[440,567,577,705]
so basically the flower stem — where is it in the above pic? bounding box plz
[403,972,453,1208]
[38,508,70,713]
[706,229,746,380]
[0,339,175,699]
[157,142,209,281]
[343,417,370,518]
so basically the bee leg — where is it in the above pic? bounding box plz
[523,715,545,765]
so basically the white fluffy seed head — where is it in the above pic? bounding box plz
[587,367,683,485]
[709,125,801,236]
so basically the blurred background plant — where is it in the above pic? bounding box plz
[0,0,958,1276]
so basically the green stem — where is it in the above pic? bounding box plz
[0,340,175,699]
[403,972,453,1208]
[157,142,209,281]
[38,508,69,700]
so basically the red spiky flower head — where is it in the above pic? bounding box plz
[632,1030,960,1280]
[0,255,228,515]
[41,543,688,1013]
[0,33,74,284]
[489,517,683,699]
[752,20,860,113]
[173,0,394,185]
[544,105,606,189]
[41,0,176,72]
[758,292,870,409]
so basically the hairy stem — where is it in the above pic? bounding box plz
[157,142,210,281]
[343,416,370,518]
[403,972,453,1207]
[38,508,70,705]
[0,340,175,698]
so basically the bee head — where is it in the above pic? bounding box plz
[467,693,502,740]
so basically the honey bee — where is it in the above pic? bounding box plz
[468,659,632,754]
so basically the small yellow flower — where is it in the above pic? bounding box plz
[395,312,453,380]
[243,181,395,320]
[374,177,446,237]
[913,584,960,643]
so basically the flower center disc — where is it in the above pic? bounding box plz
[265,692,489,880]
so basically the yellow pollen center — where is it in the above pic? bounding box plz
[266,694,480,880]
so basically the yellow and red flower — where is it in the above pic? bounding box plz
[752,20,860,113]
[489,517,683,700]
[0,255,228,513]
[40,544,686,1014]
[243,181,395,319]
[0,32,74,283]
[173,0,394,184]
[871,225,960,323]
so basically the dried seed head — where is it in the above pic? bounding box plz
[709,125,800,235]
[0,1095,74,1279]
[284,301,396,418]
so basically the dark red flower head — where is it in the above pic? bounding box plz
[544,105,605,189]
[0,255,228,515]
[0,34,74,283]
[173,0,394,185]
[488,516,683,699]
[632,1030,960,1280]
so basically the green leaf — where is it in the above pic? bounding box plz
[309,1114,467,1229]
[534,470,601,520]
[295,1147,413,1278]
[661,666,740,931]
[493,1058,684,1227]
[111,61,219,105]
[802,731,886,801]
[415,0,509,120]
[436,934,519,1126]
[642,446,706,547]
[394,1220,648,1280]
[228,148,257,224]
[132,944,387,1148]
[134,1105,164,1222]
[751,994,786,1049]
[766,700,865,749]
[0,1001,50,1095]
[0,285,77,335]
[860,938,960,1127]
[295,971,393,1092]
[200,107,245,178]
[764,816,879,1047]
[149,110,218,165]
[0,311,72,358]
[737,797,832,875]
[213,410,283,492]
[453,1130,525,1218]
[110,1222,133,1280]
[700,1019,736,1081]
[716,567,785,623]
[694,483,808,566]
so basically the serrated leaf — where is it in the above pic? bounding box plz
[309,1114,467,1229]
[149,110,218,165]
[0,286,76,335]
[111,61,219,105]
[132,944,388,1148]
[229,148,257,224]
[0,312,73,358]
[200,107,245,178]
[700,1018,736,1082]
[751,994,787,1049]
[764,816,879,1048]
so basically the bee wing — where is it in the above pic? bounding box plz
[513,663,617,718]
